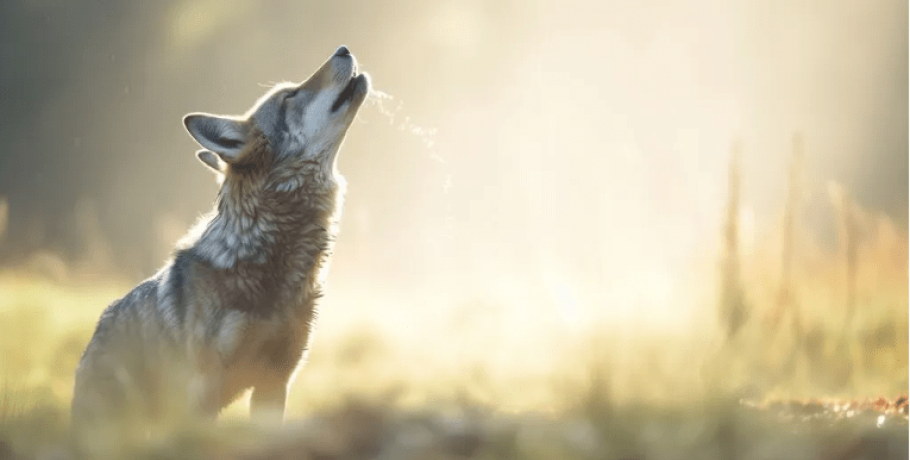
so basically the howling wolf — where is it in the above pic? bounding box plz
[71,46,370,439]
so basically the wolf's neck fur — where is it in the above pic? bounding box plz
[186,147,344,314]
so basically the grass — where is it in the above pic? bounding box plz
[0,368,906,459]
[0,263,905,459]
[0,159,906,458]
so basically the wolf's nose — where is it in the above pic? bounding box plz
[335,46,351,57]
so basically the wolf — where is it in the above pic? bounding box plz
[71,46,370,441]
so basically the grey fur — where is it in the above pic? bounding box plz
[71,47,370,443]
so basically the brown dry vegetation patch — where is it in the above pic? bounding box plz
[1,396,908,460]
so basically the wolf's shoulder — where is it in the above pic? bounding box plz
[107,277,160,315]
[87,277,161,345]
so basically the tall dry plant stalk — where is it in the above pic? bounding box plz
[719,141,747,339]
[780,134,800,303]
[0,196,7,247]
[823,181,866,388]
[828,181,860,328]
[765,133,807,377]
[770,133,804,338]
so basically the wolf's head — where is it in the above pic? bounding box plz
[183,46,370,185]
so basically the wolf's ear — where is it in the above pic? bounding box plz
[196,149,225,174]
[183,113,251,163]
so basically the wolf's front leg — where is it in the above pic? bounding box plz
[250,378,288,426]
[185,345,226,421]
[187,370,225,421]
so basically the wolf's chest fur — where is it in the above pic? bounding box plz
[174,161,345,396]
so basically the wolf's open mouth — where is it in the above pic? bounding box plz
[331,76,360,112]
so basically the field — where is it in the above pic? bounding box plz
[0,190,907,459]
[0,96,907,460]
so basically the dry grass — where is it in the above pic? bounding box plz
[0,155,906,458]
[0,246,905,459]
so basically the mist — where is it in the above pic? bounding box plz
[0,0,906,375]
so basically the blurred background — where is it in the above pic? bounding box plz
[0,0,906,417]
